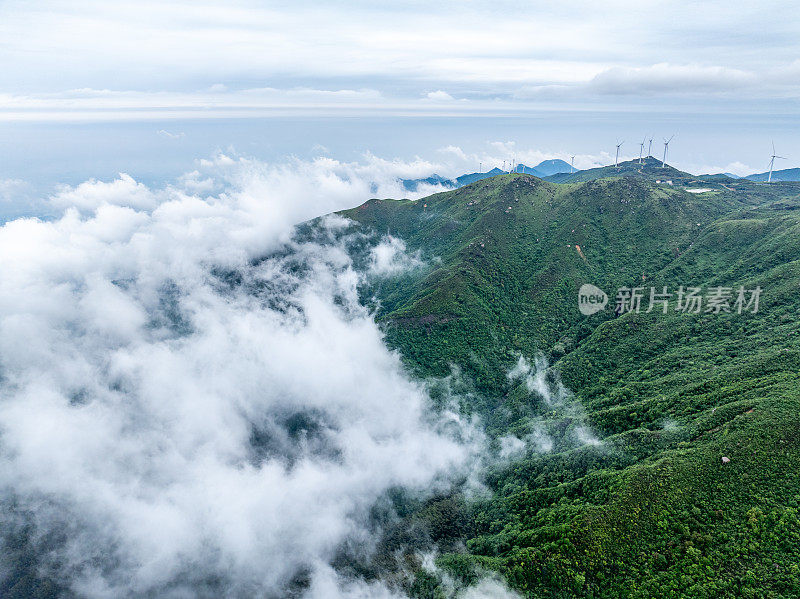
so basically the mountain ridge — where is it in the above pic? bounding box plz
[402,158,800,193]
[745,166,800,182]
[401,158,574,191]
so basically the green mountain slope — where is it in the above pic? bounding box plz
[341,172,771,391]
[336,172,800,597]
[746,167,800,182]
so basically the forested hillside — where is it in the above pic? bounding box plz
[336,166,800,597]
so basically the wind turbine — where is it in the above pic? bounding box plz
[662,135,674,168]
[638,138,646,164]
[647,137,653,157]
[570,155,575,174]
[768,142,787,183]
[615,141,624,168]
[479,162,482,174]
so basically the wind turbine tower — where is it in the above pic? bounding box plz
[570,155,575,174]
[638,138,645,164]
[647,137,653,157]
[615,141,624,168]
[768,142,787,183]
[662,135,674,168]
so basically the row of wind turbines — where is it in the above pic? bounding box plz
[615,137,788,183]
[489,136,679,176]
[485,140,788,183]
[614,136,673,169]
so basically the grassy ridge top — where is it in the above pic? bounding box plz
[544,156,691,183]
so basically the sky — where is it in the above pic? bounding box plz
[1,0,799,209]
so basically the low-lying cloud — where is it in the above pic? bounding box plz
[368,236,424,276]
[0,157,496,597]
[505,354,603,451]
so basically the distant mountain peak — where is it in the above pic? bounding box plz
[745,167,800,182]
[533,158,573,176]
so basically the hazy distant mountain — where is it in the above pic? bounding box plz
[697,173,738,182]
[513,164,541,176]
[514,159,574,177]
[401,174,456,192]
[530,158,573,176]
[401,167,506,192]
[455,167,505,186]
[401,160,573,192]
[745,167,800,182]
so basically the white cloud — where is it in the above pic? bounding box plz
[425,90,454,101]
[0,86,391,121]
[51,173,161,212]
[589,63,757,95]
[0,155,490,596]
[693,161,755,177]
[498,425,553,458]
[437,145,469,161]
[157,128,185,139]
[368,236,423,276]
[457,577,522,599]
[575,426,602,447]
[506,355,602,450]
[498,434,526,458]
[0,178,29,203]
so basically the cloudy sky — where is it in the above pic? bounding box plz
[2,1,798,110]
[1,0,799,203]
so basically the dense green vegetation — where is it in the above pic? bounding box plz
[337,160,800,597]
